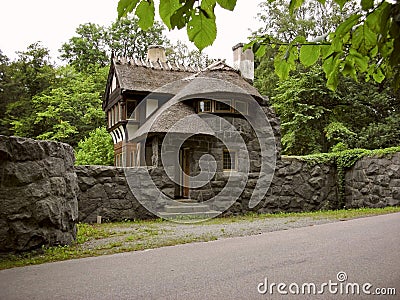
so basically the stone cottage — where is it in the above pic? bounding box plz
[102,44,280,216]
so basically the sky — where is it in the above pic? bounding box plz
[0,0,264,66]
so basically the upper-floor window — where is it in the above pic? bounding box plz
[126,100,137,120]
[198,100,212,112]
[215,100,232,112]
[196,99,248,115]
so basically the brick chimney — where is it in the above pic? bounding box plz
[146,45,167,63]
[232,43,254,82]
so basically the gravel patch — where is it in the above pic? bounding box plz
[79,216,342,251]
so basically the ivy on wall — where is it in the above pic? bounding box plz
[294,146,400,208]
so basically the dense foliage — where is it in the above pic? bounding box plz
[75,127,114,166]
[118,0,400,90]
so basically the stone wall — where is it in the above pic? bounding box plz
[75,166,154,223]
[224,158,338,215]
[76,157,339,221]
[345,153,400,208]
[0,136,78,252]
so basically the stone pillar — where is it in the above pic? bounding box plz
[0,136,79,252]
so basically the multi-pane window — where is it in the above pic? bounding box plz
[198,100,212,112]
[197,99,248,115]
[215,100,232,112]
[223,149,236,170]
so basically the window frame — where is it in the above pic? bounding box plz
[215,100,232,113]
[222,149,237,171]
[198,99,213,113]
[234,100,248,115]
[126,99,137,120]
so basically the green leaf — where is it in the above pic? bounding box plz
[187,10,217,51]
[117,0,140,18]
[299,45,320,67]
[135,0,155,30]
[361,0,373,11]
[159,0,181,29]
[373,67,385,83]
[170,1,194,30]
[335,14,361,38]
[274,59,291,80]
[216,0,237,11]
[289,0,305,14]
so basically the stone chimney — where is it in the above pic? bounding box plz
[146,45,167,63]
[232,43,254,82]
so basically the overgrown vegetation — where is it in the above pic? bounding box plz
[1,207,399,270]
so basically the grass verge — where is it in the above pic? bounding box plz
[0,207,399,270]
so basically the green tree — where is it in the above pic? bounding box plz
[108,16,167,58]
[59,23,109,72]
[10,66,107,147]
[2,43,56,137]
[254,0,352,98]
[273,65,399,155]
[75,127,114,166]
[165,40,216,69]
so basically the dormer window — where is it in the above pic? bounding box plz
[198,100,212,112]
[215,100,232,112]
[196,99,248,115]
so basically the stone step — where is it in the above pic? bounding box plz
[164,204,210,213]
[158,210,220,221]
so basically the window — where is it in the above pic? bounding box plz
[115,104,119,123]
[146,99,158,118]
[108,110,112,128]
[215,100,232,112]
[126,100,137,120]
[198,100,212,112]
[234,100,248,115]
[223,149,237,170]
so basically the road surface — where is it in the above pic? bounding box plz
[1,213,399,299]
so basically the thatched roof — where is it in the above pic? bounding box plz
[128,101,215,141]
[112,58,262,99]
[113,57,196,93]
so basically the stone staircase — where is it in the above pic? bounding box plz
[159,199,220,221]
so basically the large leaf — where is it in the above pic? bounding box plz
[117,0,140,18]
[187,10,217,51]
[335,14,361,38]
[159,0,181,29]
[289,0,305,14]
[135,0,155,30]
[299,45,320,67]
[361,0,373,11]
[216,0,237,11]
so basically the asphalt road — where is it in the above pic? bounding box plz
[1,213,399,300]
